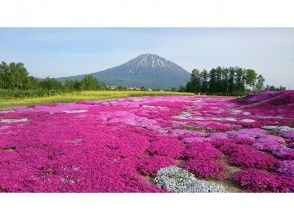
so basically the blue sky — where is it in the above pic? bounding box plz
[0,28,293,88]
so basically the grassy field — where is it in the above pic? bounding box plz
[0,90,194,108]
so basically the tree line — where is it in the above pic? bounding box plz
[184,66,285,95]
[0,62,287,97]
[0,61,104,91]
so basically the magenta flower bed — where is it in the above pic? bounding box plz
[233,168,294,192]
[184,159,226,180]
[217,143,278,170]
[136,155,175,176]
[148,135,185,159]
[0,91,294,192]
[185,142,224,160]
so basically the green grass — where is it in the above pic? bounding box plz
[0,90,194,108]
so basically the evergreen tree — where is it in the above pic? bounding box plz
[209,68,217,93]
[200,69,209,93]
[228,67,235,94]
[186,69,201,93]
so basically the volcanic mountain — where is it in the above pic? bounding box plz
[59,54,191,89]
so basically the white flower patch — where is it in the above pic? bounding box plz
[172,112,192,120]
[240,119,256,123]
[0,109,14,113]
[154,166,226,193]
[230,109,242,114]
[0,118,28,123]
[242,112,251,116]
[262,125,294,133]
[141,105,169,110]
[63,109,88,114]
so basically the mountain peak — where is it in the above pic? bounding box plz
[59,54,190,89]
[127,53,178,71]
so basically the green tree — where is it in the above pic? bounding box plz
[81,75,100,90]
[40,77,63,90]
[245,69,257,89]
[200,69,209,93]
[235,67,246,95]
[208,68,217,93]
[228,67,235,94]
[215,66,223,93]
[186,69,201,93]
[255,74,265,91]
[222,68,229,95]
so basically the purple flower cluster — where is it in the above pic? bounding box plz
[277,160,294,177]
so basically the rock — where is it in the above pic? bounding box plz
[154,166,226,193]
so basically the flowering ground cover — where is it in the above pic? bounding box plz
[0,91,293,192]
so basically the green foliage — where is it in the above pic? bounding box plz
[186,69,201,93]
[0,62,32,89]
[245,69,257,88]
[185,66,267,96]
[255,74,265,91]
[0,62,108,93]
[80,75,100,90]
[265,85,286,91]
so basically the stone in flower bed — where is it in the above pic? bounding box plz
[154,166,226,193]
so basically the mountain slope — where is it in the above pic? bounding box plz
[59,54,190,89]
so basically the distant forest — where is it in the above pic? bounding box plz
[0,61,286,98]
[182,67,286,95]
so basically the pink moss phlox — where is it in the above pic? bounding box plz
[217,143,278,170]
[148,136,185,159]
[1,93,293,192]
[184,142,224,160]
[136,155,175,176]
[227,128,267,139]
[233,168,294,192]
[184,158,226,180]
